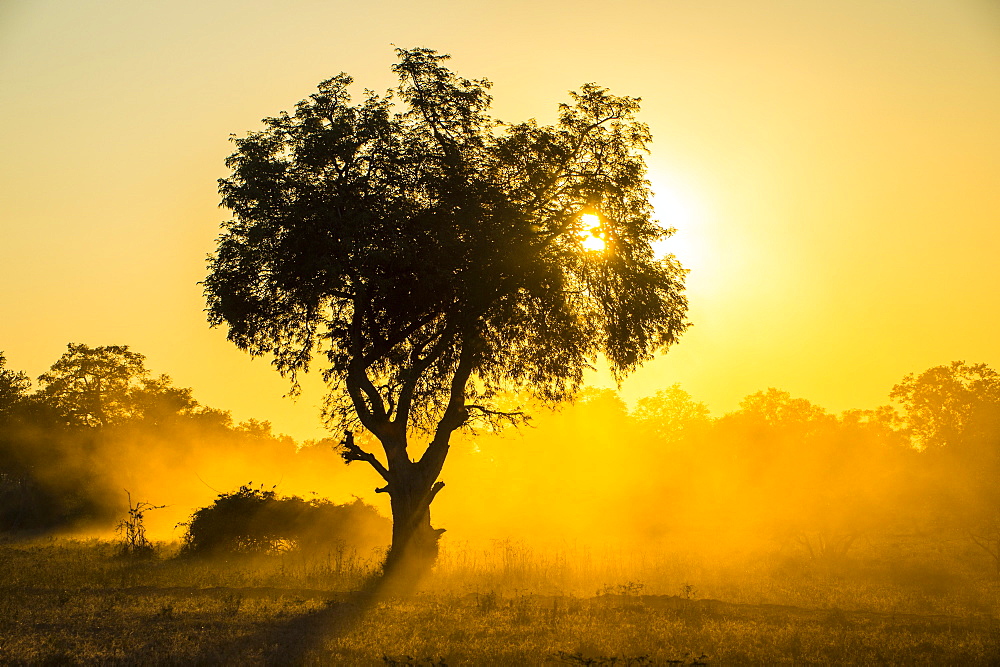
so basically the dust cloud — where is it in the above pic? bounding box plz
[3,347,1000,591]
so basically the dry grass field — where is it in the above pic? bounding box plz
[2,537,998,665]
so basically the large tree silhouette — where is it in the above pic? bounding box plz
[204,48,688,584]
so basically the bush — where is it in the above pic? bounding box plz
[181,485,390,555]
[116,493,163,558]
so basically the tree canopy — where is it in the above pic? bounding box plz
[35,343,199,428]
[891,361,1000,451]
[0,352,31,416]
[205,47,687,440]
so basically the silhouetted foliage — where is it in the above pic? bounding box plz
[0,351,100,532]
[0,344,321,536]
[181,484,389,555]
[204,47,689,579]
[0,352,30,416]
[37,344,148,427]
[893,362,1000,573]
[891,361,1000,452]
[634,384,710,443]
[36,343,204,428]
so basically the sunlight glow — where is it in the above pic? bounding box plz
[649,183,705,270]
[579,213,606,252]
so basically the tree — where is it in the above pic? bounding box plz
[732,387,829,429]
[36,343,199,428]
[0,352,31,417]
[892,362,1000,574]
[37,344,148,427]
[633,383,710,443]
[204,48,688,584]
[890,361,1000,451]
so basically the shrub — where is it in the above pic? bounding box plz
[180,485,389,555]
[116,492,163,558]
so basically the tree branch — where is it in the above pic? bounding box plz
[338,431,390,481]
[360,311,440,368]
[345,293,389,425]
[346,362,388,425]
[969,531,999,560]
[394,322,458,429]
[463,404,526,427]
[419,336,479,475]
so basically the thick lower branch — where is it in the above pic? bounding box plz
[338,431,390,481]
[424,480,445,507]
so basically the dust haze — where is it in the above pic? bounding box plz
[4,347,998,587]
[3,346,999,662]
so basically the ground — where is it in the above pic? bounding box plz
[1,538,998,665]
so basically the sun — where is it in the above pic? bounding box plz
[579,213,606,252]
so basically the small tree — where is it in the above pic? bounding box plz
[204,48,688,585]
[116,491,163,558]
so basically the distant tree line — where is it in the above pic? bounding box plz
[3,345,999,575]
[446,362,1000,576]
[0,344,352,537]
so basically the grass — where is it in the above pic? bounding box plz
[0,537,998,664]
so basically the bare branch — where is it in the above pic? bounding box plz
[427,480,445,504]
[337,431,389,481]
[463,404,527,429]
[345,365,385,429]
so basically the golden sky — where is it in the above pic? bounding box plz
[1,0,999,441]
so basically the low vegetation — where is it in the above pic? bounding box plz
[0,536,997,664]
[180,485,389,556]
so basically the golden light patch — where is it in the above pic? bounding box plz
[579,213,606,252]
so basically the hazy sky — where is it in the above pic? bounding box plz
[2,0,999,440]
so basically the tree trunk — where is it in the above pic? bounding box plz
[341,427,452,594]
[379,472,445,594]
[370,460,444,595]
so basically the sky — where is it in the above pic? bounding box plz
[2,0,999,441]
